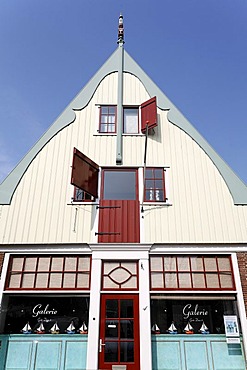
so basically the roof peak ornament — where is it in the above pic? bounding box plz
[117,14,124,44]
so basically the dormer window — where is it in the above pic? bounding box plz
[99,106,117,133]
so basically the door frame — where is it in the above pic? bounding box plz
[98,293,140,370]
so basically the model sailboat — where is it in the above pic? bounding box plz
[151,323,160,334]
[184,322,194,334]
[50,322,60,334]
[66,321,76,334]
[79,322,88,334]
[36,322,45,334]
[167,322,177,334]
[21,322,32,334]
[199,321,209,334]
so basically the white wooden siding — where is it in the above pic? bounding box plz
[0,72,246,244]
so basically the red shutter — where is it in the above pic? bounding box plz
[71,148,99,198]
[141,96,157,133]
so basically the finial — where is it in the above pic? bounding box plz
[117,14,124,44]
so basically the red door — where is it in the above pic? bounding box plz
[98,294,140,370]
[98,169,140,243]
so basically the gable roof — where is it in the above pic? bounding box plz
[0,47,247,205]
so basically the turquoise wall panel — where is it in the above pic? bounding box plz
[5,341,33,370]
[64,341,87,370]
[152,340,182,370]
[35,341,62,370]
[211,341,246,370]
[184,341,209,370]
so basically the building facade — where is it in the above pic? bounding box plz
[0,16,247,370]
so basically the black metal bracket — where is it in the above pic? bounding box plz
[95,232,121,236]
[96,206,121,209]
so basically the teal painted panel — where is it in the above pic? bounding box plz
[152,340,182,370]
[0,336,9,369]
[64,341,87,370]
[184,341,209,370]
[5,341,33,370]
[35,341,62,370]
[211,341,246,370]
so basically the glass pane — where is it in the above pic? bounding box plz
[104,342,118,362]
[124,108,138,133]
[206,273,220,288]
[22,273,35,288]
[145,179,154,189]
[178,273,191,288]
[121,276,137,289]
[24,257,37,271]
[109,107,116,114]
[105,320,118,338]
[78,257,90,271]
[49,273,62,288]
[63,273,76,288]
[101,107,108,114]
[218,257,231,271]
[100,124,107,132]
[108,116,115,124]
[106,300,118,318]
[103,171,136,200]
[120,320,133,338]
[164,257,176,271]
[220,273,234,288]
[120,300,133,318]
[123,262,137,274]
[64,257,77,271]
[77,273,90,288]
[151,273,164,288]
[204,257,217,271]
[145,169,153,178]
[35,273,49,288]
[51,258,63,271]
[191,257,203,271]
[154,189,164,201]
[120,342,134,362]
[38,257,50,271]
[150,257,163,271]
[177,257,190,271]
[155,180,163,188]
[192,273,206,288]
[11,257,24,271]
[165,273,178,288]
[103,276,119,289]
[154,168,163,177]
[8,273,21,288]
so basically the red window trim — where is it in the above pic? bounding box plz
[144,167,166,202]
[99,105,117,134]
[123,106,139,134]
[101,261,139,291]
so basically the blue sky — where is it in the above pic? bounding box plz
[0,0,247,184]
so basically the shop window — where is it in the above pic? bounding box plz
[150,255,235,290]
[144,168,166,202]
[150,296,239,334]
[73,187,95,202]
[99,106,117,133]
[6,255,91,290]
[102,261,138,290]
[3,296,89,334]
[123,107,139,133]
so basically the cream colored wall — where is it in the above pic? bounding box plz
[0,72,246,244]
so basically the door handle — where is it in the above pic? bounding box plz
[99,338,106,352]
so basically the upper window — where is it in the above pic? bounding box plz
[99,106,117,133]
[144,168,166,202]
[123,107,139,134]
[73,187,95,202]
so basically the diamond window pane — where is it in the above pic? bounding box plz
[192,273,206,288]
[151,273,164,288]
[204,257,217,271]
[63,273,76,288]
[150,257,163,271]
[164,257,176,271]
[218,257,231,271]
[103,276,119,289]
[78,257,90,271]
[8,273,21,288]
[11,258,24,271]
[178,273,191,288]
[206,273,220,288]
[35,273,49,288]
[191,257,203,271]
[110,267,131,284]
[104,262,119,275]
[24,257,37,272]
[220,273,234,288]
[165,273,178,288]
[177,257,190,271]
[22,273,35,288]
[38,257,50,271]
[51,258,63,271]
[121,276,137,289]
[77,273,90,288]
[64,257,77,271]
[49,273,62,288]
[123,262,137,274]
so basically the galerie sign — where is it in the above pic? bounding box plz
[32,304,58,318]
[183,304,209,321]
